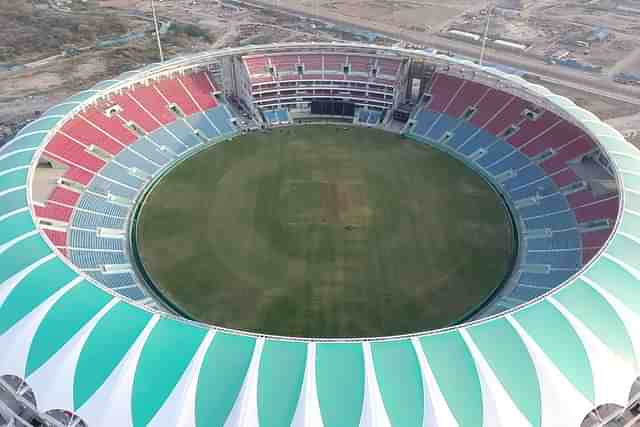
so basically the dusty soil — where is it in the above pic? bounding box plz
[0,0,132,64]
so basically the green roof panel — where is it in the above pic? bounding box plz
[371,340,423,427]
[420,331,483,427]
[622,192,640,216]
[3,132,47,152]
[608,153,640,171]
[0,234,52,286]
[18,117,64,135]
[0,257,77,335]
[0,169,28,192]
[513,300,595,402]
[0,189,28,218]
[64,90,99,104]
[0,211,35,247]
[316,343,365,427]
[42,102,81,118]
[618,209,640,240]
[554,278,637,370]
[74,302,152,410]
[131,318,208,427]
[0,150,36,172]
[584,256,640,317]
[26,281,112,376]
[466,318,542,426]
[195,332,256,427]
[257,340,307,427]
[621,173,640,192]
[604,233,640,276]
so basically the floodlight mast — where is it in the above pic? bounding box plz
[151,0,165,63]
[479,5,491,66]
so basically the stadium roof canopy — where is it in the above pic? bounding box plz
[1,43,640,427]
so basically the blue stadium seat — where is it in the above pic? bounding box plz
[69,228,125,251]
[476,140,514,168]
[206,106,235,135]
[502,164,545,191]
[116,148,160,175]
[458,131,496,156]
[509,285,547,301]
[165,120,202,148]
[526,237,552,251]
[426,115,458,142]
[147,126,189,155]
[129,138,172,165]
[117,286,147,300]
[187,112,220,139]
[519,270,575,288]
[89,176,138,200]
[368,111,380,124]
[412,110,439,136]
[72,211,126,230]
[509,177,556,201]
[551,229,581,249]
[78,193,129,217]
[524,210,577,231]
[519,193,569,218]
[444,122,477,150]
[525,250,581,269]
[87,270,137,289]
[101,161,145,189]
[487,151,530,176]
[69,249,128,269]
[264,110,278,124]
[277,109,290,123]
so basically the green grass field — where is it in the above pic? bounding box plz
[137,125,514,338]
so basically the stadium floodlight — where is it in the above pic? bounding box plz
[150,0,165,62]
[479,5,491,66]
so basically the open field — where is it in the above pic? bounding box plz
[137,126,514,338]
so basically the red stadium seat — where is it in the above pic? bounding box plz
[46,134,106,172]
[49,186,80,206]
[427,74,464,112]
[483,97,529,135]
[62,116,125,155]
[468,89,514,128]
[43,228,67,246]
[506,111,559,148]
[81,106,137,146]
[109,91,161,133]
[178,72,218,110]
[35,204,73,222]
[541,136,594,173]
[582,228,613,248]
[550,168,580,187]
[129,84,176,124]
[574,196,619,223]
[154,77,200,116]
[444,81,488,117]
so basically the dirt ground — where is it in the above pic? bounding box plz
[0,39,199,123]
[539,79,640,120]
[0,0,134,64]
[246,0,476,35]
[446,0,640,77]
